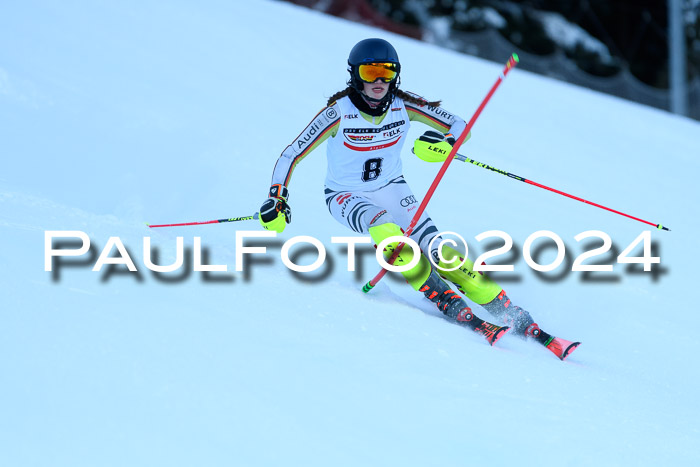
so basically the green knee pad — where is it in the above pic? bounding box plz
[369,223,431,291]
[436,245,501,305]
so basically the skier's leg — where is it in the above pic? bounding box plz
[326,184,508,343]
[325,187,430,290]
[436,245,539,336]
[364,177,441,256]
[367,221,432,290]
[434,244,502,305]
[366,178,505,307]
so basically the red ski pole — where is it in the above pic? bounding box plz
[147,213,258,228]
[362,53,520,293]
[450,152,670,231]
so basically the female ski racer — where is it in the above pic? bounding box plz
[258,38,576,355]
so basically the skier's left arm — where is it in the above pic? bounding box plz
[406,100,470,163]
[405,100,468,139]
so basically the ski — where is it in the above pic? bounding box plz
[532,328,580,361]
[465,313,510,346]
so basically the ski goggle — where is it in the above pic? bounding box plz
[356,63,399,83]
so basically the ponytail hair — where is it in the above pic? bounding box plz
[395,89,441,108]
[327,87,441,108]
[327,87,353,107]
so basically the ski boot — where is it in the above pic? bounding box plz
[483,290,579,360]
[420,271,509,346]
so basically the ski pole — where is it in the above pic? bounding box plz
[452,153,670,231]
[362,53,520,293]
[147,212,259,228]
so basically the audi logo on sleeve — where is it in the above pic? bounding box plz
[400,195,417,207]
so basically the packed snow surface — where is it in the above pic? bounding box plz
[2,1,699,465]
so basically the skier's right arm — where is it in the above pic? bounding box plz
[260,104,341,233]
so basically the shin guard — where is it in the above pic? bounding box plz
[435,245,502,305]
[369,222,431,291]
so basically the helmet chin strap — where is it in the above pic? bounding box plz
[360,91,385,104]
[360,90,393,111]
[349,88,391,116]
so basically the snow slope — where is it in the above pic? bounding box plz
[2,1,700,465]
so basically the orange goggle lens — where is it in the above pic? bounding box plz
[357,63,398,83]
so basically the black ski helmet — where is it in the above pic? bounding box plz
[347,38,401,94]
